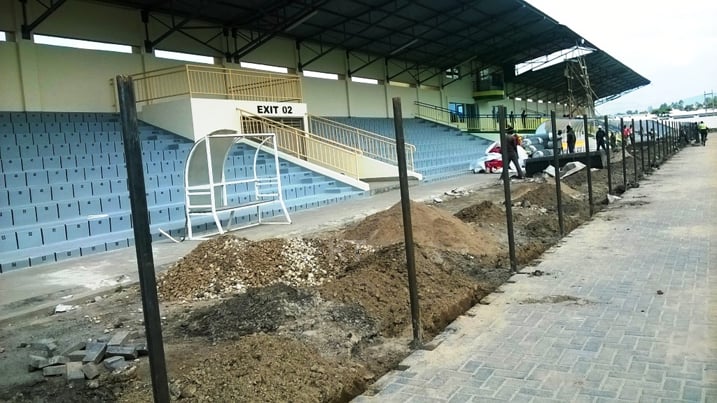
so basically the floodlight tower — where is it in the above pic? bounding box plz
[564,56,596,118]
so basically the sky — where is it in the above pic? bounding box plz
[526,0,717,115]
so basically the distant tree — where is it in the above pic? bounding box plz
[653,103,671,115]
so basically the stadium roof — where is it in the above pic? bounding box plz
[86,0,649,102]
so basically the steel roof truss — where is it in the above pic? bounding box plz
[20,0,67,39]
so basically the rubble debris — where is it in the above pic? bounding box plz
[107,330,130,346]
[656,290,664,295]
[53,304,76,314]
[66,362,84,381]
[81,363,101,380]
[106,346,138,360]
[42,365,66,377]
[83,342,107,364]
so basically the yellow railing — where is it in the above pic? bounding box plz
[130,65,302,104]
[415,102,467,131]
[238,109,362,179]
[307,115,415,171]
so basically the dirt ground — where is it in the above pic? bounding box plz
[0,146,676,403]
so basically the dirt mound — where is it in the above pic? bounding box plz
[158,235,374,301]
[340,200,502,256]
[319,244,490,338]
[454,200,505,223]
[514,183,586,216]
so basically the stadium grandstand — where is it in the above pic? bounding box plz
[0,0,650,272]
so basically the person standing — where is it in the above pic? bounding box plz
[521,109,527,127]
[509,110,515,127]
[566,125,576,153]
[505,126,525,179]
[698,121,708,146]
[596,125,607,152]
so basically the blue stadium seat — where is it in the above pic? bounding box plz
[5,173,26,188]
[163,149,177,160]
[170,172,183,186]
[0,133,14,145]
[66,167,84,181]
[54,112,69,122]
[173,159,186,173]
[73,182,92,198]
[29,122,46,134]
[42,225,67,244]
[42,156,61,169]
[169,187,184,202]
[102,122,115,131]
[12,206,37,227]
[82,112,97,122]
[154,189,171,205]
[79,199,102,216]
[110,178,127,193]
[41,112,56,123]
[37,144,54,157]
[92,153,110,166]
[160,160,173,173]
[30,253,55,267]
[13,122,30,134]
[64,131,80,144]
[19,144,38,158]
[65,222,89,240]
[70,142,86,155]
[48,169,67,184]
[1,145,21,158]
[145,175,158,189]
[60,122,74,132]
[100,165,118,179]
[0,112,10,123]
[81,244,106,256]
[168,205,184,222]
[149,207,169,225]
[17,229,43,249]
[108,130,122,142]
[91,180,111,196]
[51,184,74,201]
[141,140,154,151]
[157,174,172,187]
[1,158,22,173]
[10,112,26,123]
[99,142,114,153]
[46,122,61,133]
[30,186,52,203]
[100,195,122,213]
[53,144,71,156]
[68,112,83,122]
[109,152,124,165]
[0,208,11,227]
[22,157,43,171]
[0,123,12,134]
[25,112,42,123]
[48,131,64,144]
[84,167,102,180]
[15,133,33,145]
[25,170,47,185]
[0,231,18,251]
[36,202,59,222]
[59,155,75,168]
[110,214,132,231]
[85,142,102,154]
[33,131,49,144]
[89,217,111,235]
[89,122,102,132]
[74,122,89,132]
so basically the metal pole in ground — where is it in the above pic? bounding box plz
[583,115,594,216]
[639,120,645,173]
[631,118,638,184]
[391,97,422,347]
[604,115,612,194]
[646,119,652,172]
[499,106,517,272]
[652,120,658,166]
[116,75,170,403]
[551,111,564,236]
[620,117,627,188]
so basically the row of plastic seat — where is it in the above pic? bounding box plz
[0,140,190,160]
[0,121,122,135]
[0,111,119,124]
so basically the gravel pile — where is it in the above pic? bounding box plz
[158,235,374,302]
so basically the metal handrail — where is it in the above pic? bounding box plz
[238,109,363,179]
[307,115,415,171]
[130,64,302,104]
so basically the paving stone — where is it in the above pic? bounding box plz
[82,363,101,380]
[66,362,84,381]
[28,355,49,370]
[107,330,131,346]
[47,355,69,366]
[105,345,138,360]
[60,341,86,356]
[82,342,107,364]
[42,365,66,377]
[67,350,86,362]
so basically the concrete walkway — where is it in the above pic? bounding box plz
[0,174,498,323]
[355,143,716,402]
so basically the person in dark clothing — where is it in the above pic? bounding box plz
[610,131,617,151]
[509,111,515,127]
[504,126,525,179]
[566,125,576,153]
[595,125,607,152]
[521,109,527,127]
